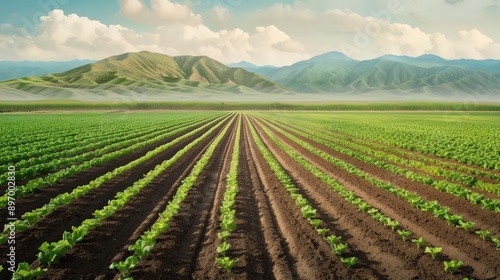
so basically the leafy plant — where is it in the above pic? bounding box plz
[475,230,490,240]
[326,235,342,248]
[309,218,322,228]
[411,237,427,249]
[424,247,442,259]
[491,236,500,249]
[341,257,358,268]
[109,255,138,277]
[397,230,412,241]
[128,239,155,259]
[317,228,329,237]
[217,241,231,257]
[443,260,463,274]
[458,220,475,232]
[37,240,70,265]
[301,205,317,219]
[332,243,348,256]
[216,257,239,273]
[12,262,46,280]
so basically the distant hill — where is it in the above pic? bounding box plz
[0,60,94,81]
[254,52,500,94]
[1,51,499,101]
[0,51,287,100]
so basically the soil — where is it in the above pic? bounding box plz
[1,113,498,280]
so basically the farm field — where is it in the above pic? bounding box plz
[0,111,499,279]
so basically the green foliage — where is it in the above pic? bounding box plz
[424,247,442,259]
[411,237,427,249]
[443,260,463,274]
[12,263,46,280]
[341,257,358,268]
[397,230,412,241]
[215,257,239,273]
[109,255,138,278]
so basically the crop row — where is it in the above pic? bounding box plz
[109,116,233,278]
[215,116,241,273]
[0,114,230,242]
[253,116,467,275]
[0,113,222,185]
[0,113,202,168]
[0,113,227,208]
[280,116,500,183]
[258,117,500,250]
[247,116,359,268]
[278,118,500,196]
[11,115,233,278]
[272,119,500,211]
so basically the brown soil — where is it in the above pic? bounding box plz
[2,113,498,280]
[254,117,499,279]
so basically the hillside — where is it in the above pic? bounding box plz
[0,51,287,100]
[255,52,500,94]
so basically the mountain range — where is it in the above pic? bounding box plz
[0,50,499,101]
[248,52,500,94]
[0,60,94,82]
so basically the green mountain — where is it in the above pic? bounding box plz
[0,51,287,100]
[255,53,500,94]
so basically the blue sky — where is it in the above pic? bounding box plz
[0,0,499,64]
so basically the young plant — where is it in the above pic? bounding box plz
[301,205,317,219]
[491,236,500,249]
[109,256,138,278]
[317,228,329,237]
[217,241,231,257]
[475,230,491,240]
[326,235,342,249]
[37,240,70,265]
[443,260,463,274]
[397,230,412,241]
[309,219,322,228]
[341,257,358,268]
[12,262,46,280]
[128,239,155,260]
[411,237,427,249]
[424,247,442,259]
[216,257,239,273]
[458,220,475,232]
[332,243,348,256]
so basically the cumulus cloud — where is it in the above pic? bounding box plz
[0,8,308,66]
[155,24,308,66]
[430,29,499,59]
[118,0,202,26]
[0,10,163,61]
[250,6,434,59]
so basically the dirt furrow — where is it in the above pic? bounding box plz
[260,118,500,280]
[251,117,457,280]
[245,117,356,280]
[127,117,237,279]
[303,123,500,178]
[0,118,227,279]
[36,118,232,280]
[0,118,214,223]
[272,121,500,236]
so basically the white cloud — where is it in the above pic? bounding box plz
[0,10,163,61]
[430,29,499,59]
[0,8,309,66]
[250,6,434,59]
[118,0,202,26]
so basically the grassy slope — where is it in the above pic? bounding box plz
[0,51,286,99]
[257,55,500,94]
